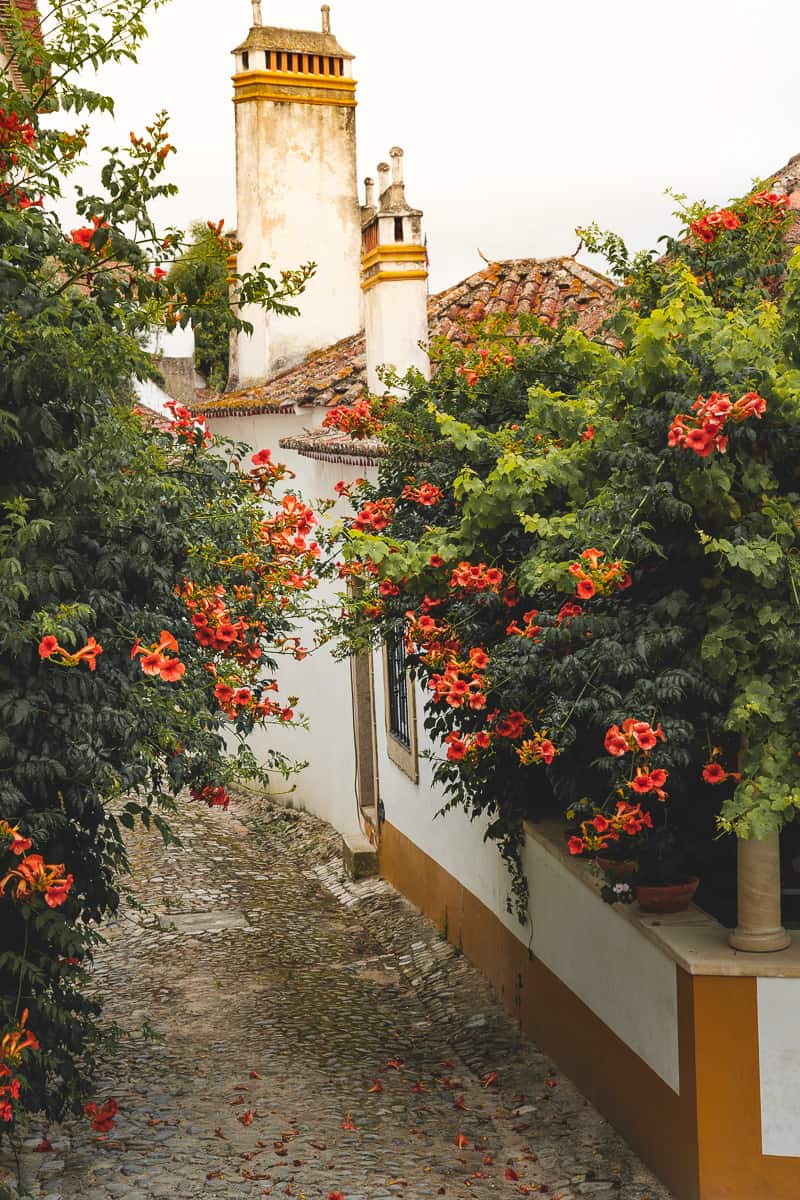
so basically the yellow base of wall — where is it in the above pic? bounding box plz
[379,821,800,1200]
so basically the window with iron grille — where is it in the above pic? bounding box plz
[385,625,411,749]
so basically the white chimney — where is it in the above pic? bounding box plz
[360,148,429,397]
[376,161,391,200]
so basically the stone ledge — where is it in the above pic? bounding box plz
[341,832,378,880]
[525,818,800,979]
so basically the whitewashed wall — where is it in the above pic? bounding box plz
[208,410,376,837]
[210,408,681,1089]
[365,276,430,395]
[234,98,363,384]
[148,324,195,360]
[374,654,681,1092]
[758,978,800,1156]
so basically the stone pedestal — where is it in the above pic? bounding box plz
[729,832,791,952]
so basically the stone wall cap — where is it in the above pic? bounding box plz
[525,818,800,979]
[234,25,354,58]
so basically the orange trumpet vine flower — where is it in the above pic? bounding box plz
[1,1010,39,1064]
[0,854,73,908]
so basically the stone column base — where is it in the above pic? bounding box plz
[729,832,791,953]
[729,926,792,953]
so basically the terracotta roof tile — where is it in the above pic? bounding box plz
[134,402,171,432]
[277,429,388,465]
[200,333,367,417]
[201,151,800,459]
[0,0,43,88]
[771,153,800,247]
[197,256,614,424]
[0,0,42,37]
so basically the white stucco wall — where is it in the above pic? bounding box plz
[758,978,800,1156]
[210,408,681,1092]
[364,276,430,395]
[134,377,174,418]
[208,410,376,837]
[234,96,363,384]
[374,656,680,1092]
[148,323,195,360]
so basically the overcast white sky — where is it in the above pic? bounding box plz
[81,0,799,292]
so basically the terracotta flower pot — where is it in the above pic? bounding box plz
[596,857,638,879]
[637,877,700,914]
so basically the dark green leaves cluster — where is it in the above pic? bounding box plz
[337,191,800,914]
[0,0,316,1120]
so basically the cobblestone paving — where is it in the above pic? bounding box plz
[4,795,673,1200]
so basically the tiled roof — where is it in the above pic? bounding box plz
[199,155,800,462]
[203,335,367,417]
[0,0,41,37]
[134,401,171,431]
[770,153,800,248]
[0,0,43,87]
[429,256,614,344]
[198,256,616,420]
[277,429,388,465]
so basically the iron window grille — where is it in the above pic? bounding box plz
[385,625,411,749]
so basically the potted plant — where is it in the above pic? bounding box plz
[566,719,699,913]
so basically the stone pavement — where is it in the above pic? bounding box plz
[4,794,674,1200]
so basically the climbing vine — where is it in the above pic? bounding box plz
[0,0,321,1120]
[330,185,800,917]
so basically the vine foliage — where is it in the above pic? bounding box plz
[330,185,800,917]
[0,0,319,1120]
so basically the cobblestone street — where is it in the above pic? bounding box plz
[6,795,673,1200]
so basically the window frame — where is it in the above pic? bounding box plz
[382,626,419,783]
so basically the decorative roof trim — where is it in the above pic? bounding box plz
[234,25,354,58]
[361,243,427,271]
[233,68,357,92]
[206,402,297,418]
[233,86,357,108]
[361,268,428,292]
[286,448,382,465]
[232,70,356,107]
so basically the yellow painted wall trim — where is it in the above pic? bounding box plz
[361,269,429,292]
[232,70,356,92]
[234,89,357,108]
[378,820,701,1200]
[360,244,427,271]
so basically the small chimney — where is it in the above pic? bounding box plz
[364,177,375,208]
[390,146,404,187]
[361,149,430,396]
[321,4,331,34]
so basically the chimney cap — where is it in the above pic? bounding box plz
[390,147,405,187]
